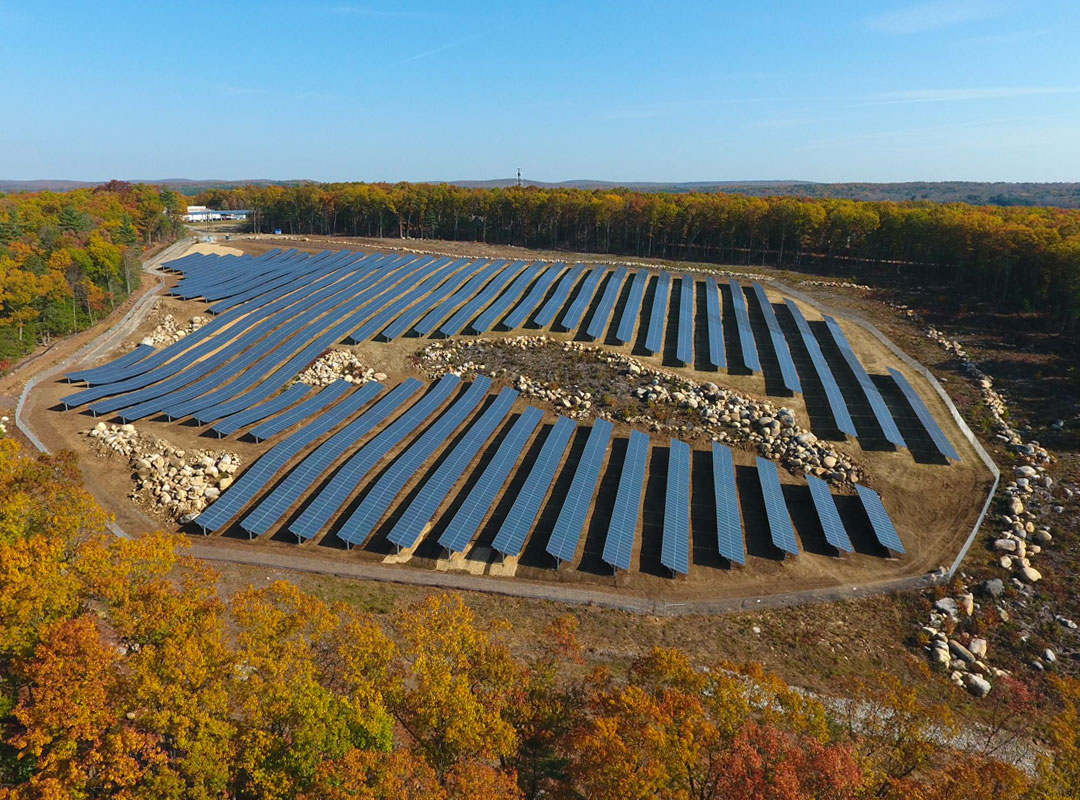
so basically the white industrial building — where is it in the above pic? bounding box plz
[183,205,251,222]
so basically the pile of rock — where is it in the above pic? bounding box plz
[992,466,1056,586]
[921,586,1010,697]
[141,312,208,347]
[296,349,383,387]
[799,280,872,291]
[420,336,862,486]
[84,422,240,521]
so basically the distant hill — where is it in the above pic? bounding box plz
[4,177,1080,208]
[445,179,1080,208]
[0,178,314,195]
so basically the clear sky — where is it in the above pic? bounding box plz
[2,0,1078,183]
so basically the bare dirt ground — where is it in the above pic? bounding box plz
[23,234,993,607]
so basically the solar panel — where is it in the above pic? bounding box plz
[193,382,384,533]
[501,263,566,329]
[644,272,671,354]
[414,260,507,336]
[352,257,467,342]
[729,280,761,372]
[712,442,744,565]
[288,374,463,541]
[339,376,493,548]
[65,343,155,384]
[886,367,961,461]
[704,278,726,369]
[533,263,587,328]
[438,406,544,554]
[491,416,577,558]
[601,430,649,571]
[661,439,691,575]
[855,484,905,554]
[805,474,854,553]
[249,380,352,442]
[239,379,425,537]
[546,419,613,564]
[614,270,648,344]
[386,387,517,550]
[211,383,312,437]
[750,283,801,393]
[584,267,627,340]
[823,315,907,448]
[439,261,529,337]
[676,274,694,365]
[470,262,546,333]
[782,299,857,437]
[558,266,606,332]
[756,456,799,556]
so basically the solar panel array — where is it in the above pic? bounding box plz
[756,456,799,557]
[856,484,905,554]
[384,385,516,550]
[823,314,907,449]
[805,474,853,554]
[675,275,694,366]
[249,380,352,442]
[438,406,544,554]
[546,419,613,564]
[644,272,671,354]
[661,439,691,575]
[211,383,312,438]
[559,266,606,332]
[782,299,857,437]
[534,263,587,328]
[584,267,627,340]
[729,280,761,372]
[704,277,727,369]
[601,430,649,572]
[887,367,961,461]
[712,442,744,565]
[750,283,801,393]
[471,262,545,333]
[501,263,566,329]
[614,270,648,344]
[492,416,577,558]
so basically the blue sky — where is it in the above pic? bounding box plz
[2,0,1078,182]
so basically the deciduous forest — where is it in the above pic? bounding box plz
[1,435,1078,800]
[0,182,185,370]
[196,183,1080,329]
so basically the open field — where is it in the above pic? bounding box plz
[25,235,995,608]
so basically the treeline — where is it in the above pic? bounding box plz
[196,182,1080,328]
[0,181,186,370]
[2,436,1078,799]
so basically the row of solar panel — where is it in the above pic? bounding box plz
[67,249,959,463]
[191,376,906,571]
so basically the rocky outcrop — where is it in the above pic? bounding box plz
[141,311,208,347]
[296,349,377,388]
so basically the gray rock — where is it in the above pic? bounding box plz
[980,578,1005,598]
[934,597,959,617]
[963,673,992,697]
[949,639,976,663]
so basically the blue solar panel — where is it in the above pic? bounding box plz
[805,474,854,554]
[601,430,649,571]
[470,262,546,333]
[239,379,424,537]
[501,263,565,329]
[211,383,312,437]
[491,416,577,558]
[729,280,761,372]
[584,267,627,340]
[354,257,469,342]
[855,484,905,554]
[750,283,801,393]
[782,300,857,437]
[558,266,605,332]
[823,315,907,449]
[676,274,694,365]
[249,380,352,442]
[439,261,528,336]
[661,439,691,575]
[437,406,544,554]
[193,382,384,533]
[65,343,155,384]
[887,367,961,461]
[614,270,648,344]
[704,278,726,369]
[340,376,493,547]
[546,419,613,564]
[414,260,506,336]
[288,374,463,541]
[712,442,744,565]
[644,272,671,354]
[756,456,799,556]
[386,387,517,550]
[533,264,586,328]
